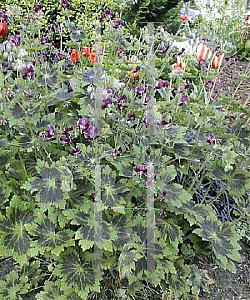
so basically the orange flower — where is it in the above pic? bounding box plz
[90,52,98,63]
[0,21,7,38]
[180,14,189,22]
[70,49,79,63]
[130,71,140,78]
[82,47,91,57]
[211,53,224,69]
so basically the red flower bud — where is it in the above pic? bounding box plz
[0,21,7,38]
[70,49,79,63]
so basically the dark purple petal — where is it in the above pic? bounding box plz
[10,35,21,46]
[207,134,216,145]
[61,0,71,8]
[183,81,190,90]
[179,95,189,106]
[77,118,90,130]
[156,81,164,89]
[70,147,81,155]
[60,135,71,143]
[127,113,136,121]
[135,85,146,95]
[40,36,47,44]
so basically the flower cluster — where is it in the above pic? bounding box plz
[70,47,97,63]
[77,118,98,140]
[135,85,146,96]
[102,97,112,110]
[155,80,169,89]
[197,43,224,69]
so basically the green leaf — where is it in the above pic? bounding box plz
[27,217,75,256]
[163,183,192,208]
[0,208,34,265]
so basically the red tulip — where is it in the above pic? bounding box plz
[82,47,91,57]
[70,49,79,63]
[0,21,7,38]
[211,53,224,69]
[197,43,212,61]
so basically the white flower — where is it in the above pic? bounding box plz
[113,78,125,89]
[18,48,28,58]
[87,85,93,94]
[12,59,25,71]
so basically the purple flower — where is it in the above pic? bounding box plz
[127,113,136,121]
[84,124,98,140]
[163,80,169,88]
[207,133,216,145]
[60,135,71,143]
[113,19,124,29]
[101,10,116,21]
[22,63,35,80]
[135,85,146,95]
[64,126,73,134]
[106,10,115,20]
[111,148,121,159]
[70,147,81,155]
[205,80,214,92]
[183,81,190,90]
[77,118,98,140]
[102,97,113,109]
[10,34,21,46]
[77,118,90,131]
[179,95,189,106]
[156,80,164,89]
[41,125,55,139]
[211,90,220,101]
[34,3,44,13]
[40,36,47,44]
[61,0,71,8]
[55,50,63,61]
[106,88,113,95]
[100,12,107,22]
[134,165,147,177]
[117,94,127,110]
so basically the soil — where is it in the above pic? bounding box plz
[219,58,250,109]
